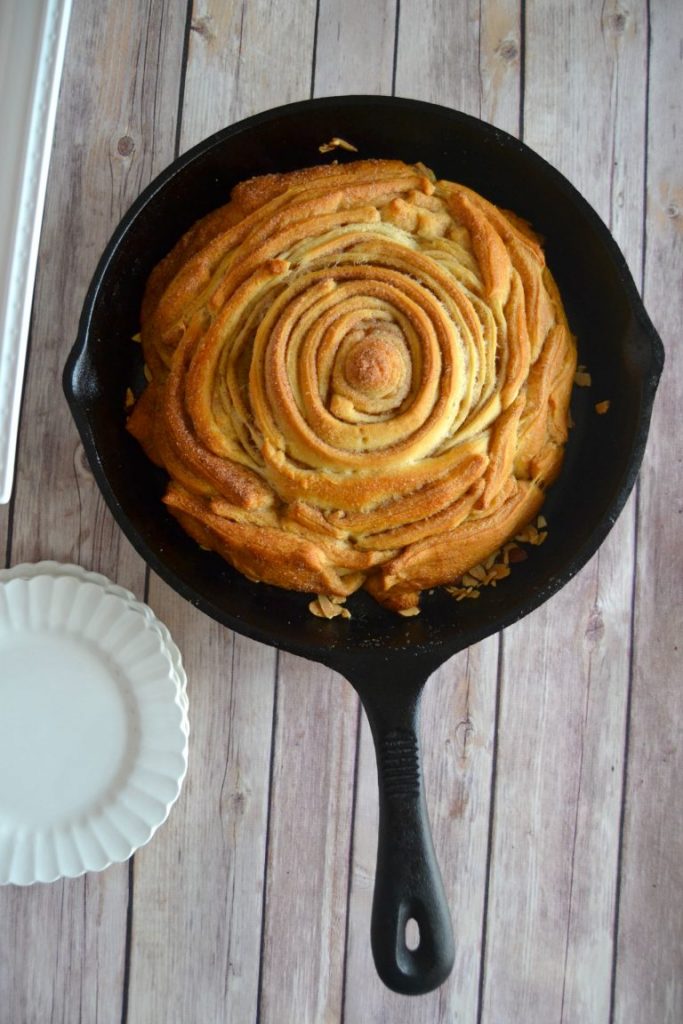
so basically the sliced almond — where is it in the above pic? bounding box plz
[318,137,359,154]
[398,606,421,617]
[595,400,610,414]
[574,370,592,387]
[461,572,480,588]
[515,524,538,544]
[125,387,135,409]
[469,564,488,582]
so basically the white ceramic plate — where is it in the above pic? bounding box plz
[0,574,188,884]
[0,561,188,713]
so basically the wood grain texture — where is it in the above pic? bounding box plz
[1,2,681,1021]
[339,3,520,1019]
[10,0,185,582]
[125,586,276,1024]
[479,0,521,130]
[395,0,482,116]
[613,2,683,1020]
[259,656,359,1024]
[130,3,316,1022]
[480,3,648,1021]
[314,0,397,97]
[0,2,187,1022]
[182,0,316,148]
[0,873,129,1024]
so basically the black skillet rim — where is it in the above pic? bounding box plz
[63,95,664,674]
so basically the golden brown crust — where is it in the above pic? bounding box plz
[128,159,576,611]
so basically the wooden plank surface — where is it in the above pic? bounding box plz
[125,590,276,1024]
[342,3,519,1020]
[480,3,648,1021]
[613,2,683,1021]
[0,2,681,1022]
[128,3,316,1023]
[0,2,186,1022]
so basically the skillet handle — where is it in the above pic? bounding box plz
[356,680,455,995]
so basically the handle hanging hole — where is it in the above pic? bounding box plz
[405,917,420,951]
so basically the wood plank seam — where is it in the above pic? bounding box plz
[174,0,195,158]
[608,482,641,1024]
[255,650,281,1024]
[475,632,506,1024]
[609,3,652,1019]
[121,5,195,1021]
[310,0,321,98]
[338,701,363,1024]
[477,2,524,1015]
[391,0,401,95]
[558,562,602,1023]
[119,859,135,1024]
[518,0,526,138]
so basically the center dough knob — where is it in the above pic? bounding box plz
[342,335,405,397]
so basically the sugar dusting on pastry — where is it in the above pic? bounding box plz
[128,159,576,614]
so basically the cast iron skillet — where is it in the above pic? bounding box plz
[63,96,663,995]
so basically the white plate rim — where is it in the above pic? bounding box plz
[0,561,188,706]
[0,570,189,885]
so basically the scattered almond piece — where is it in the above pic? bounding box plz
[319,595,337,616]
[446,585,480,601]
[537,515,547,529]
[131,332,142,343]
[143,364,153,382]
[515,524,538,544]
[595,400,610,414]
[125,387,135,409]
[398,605,421,617]
[318,137,359,154]
[309,594,351,619]
[574,370,592,387]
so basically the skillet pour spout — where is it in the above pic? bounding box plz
[64,96,664,996]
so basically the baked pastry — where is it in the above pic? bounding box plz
[128,159,576,613]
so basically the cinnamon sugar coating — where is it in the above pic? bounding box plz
[128,159,576,612]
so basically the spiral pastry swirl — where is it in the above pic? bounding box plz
[128,159,576,612]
